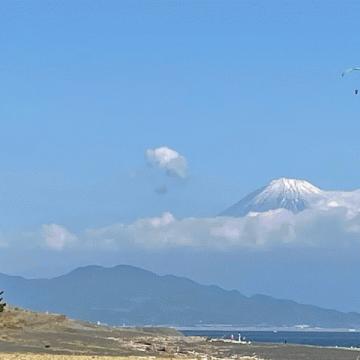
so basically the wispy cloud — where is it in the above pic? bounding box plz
[41,224,78,251]
[154,185,168,195]
[0,233,9,249]
[146,146,187,179]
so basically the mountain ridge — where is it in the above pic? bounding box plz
[1,264,360,329]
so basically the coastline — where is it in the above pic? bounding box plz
[176,325,360,332]
[1,308,360,360]
[1,343,360,360]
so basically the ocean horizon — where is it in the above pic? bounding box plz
[181,329,360,348]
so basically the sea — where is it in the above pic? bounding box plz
[181,330,360,348]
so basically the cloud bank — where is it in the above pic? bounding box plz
[146,146,187,178]
[34,206,360,252]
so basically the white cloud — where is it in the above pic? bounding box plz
[145,212,175,228]
[81,206,360,251]
[10,206,360,253]
[41,224,78,251]
[146,146,187,178]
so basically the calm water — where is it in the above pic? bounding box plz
[182,330,360,348]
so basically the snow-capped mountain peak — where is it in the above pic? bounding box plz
[263,178,321,198]
[220,177,324,216]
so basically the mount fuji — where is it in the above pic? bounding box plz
[220,177,360,217]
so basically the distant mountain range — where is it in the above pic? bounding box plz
[220,177,360,216]
[1,264,360,329]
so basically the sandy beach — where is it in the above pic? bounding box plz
[1,308,360,360]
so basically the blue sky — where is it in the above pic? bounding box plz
[2,1,360,311]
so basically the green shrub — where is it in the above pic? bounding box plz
[0,291,6,312]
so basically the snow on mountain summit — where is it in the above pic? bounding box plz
[262,178,321,196]
[220,178,324,217]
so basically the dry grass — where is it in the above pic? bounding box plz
[0,356,157,360]
[0,356,260,360]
